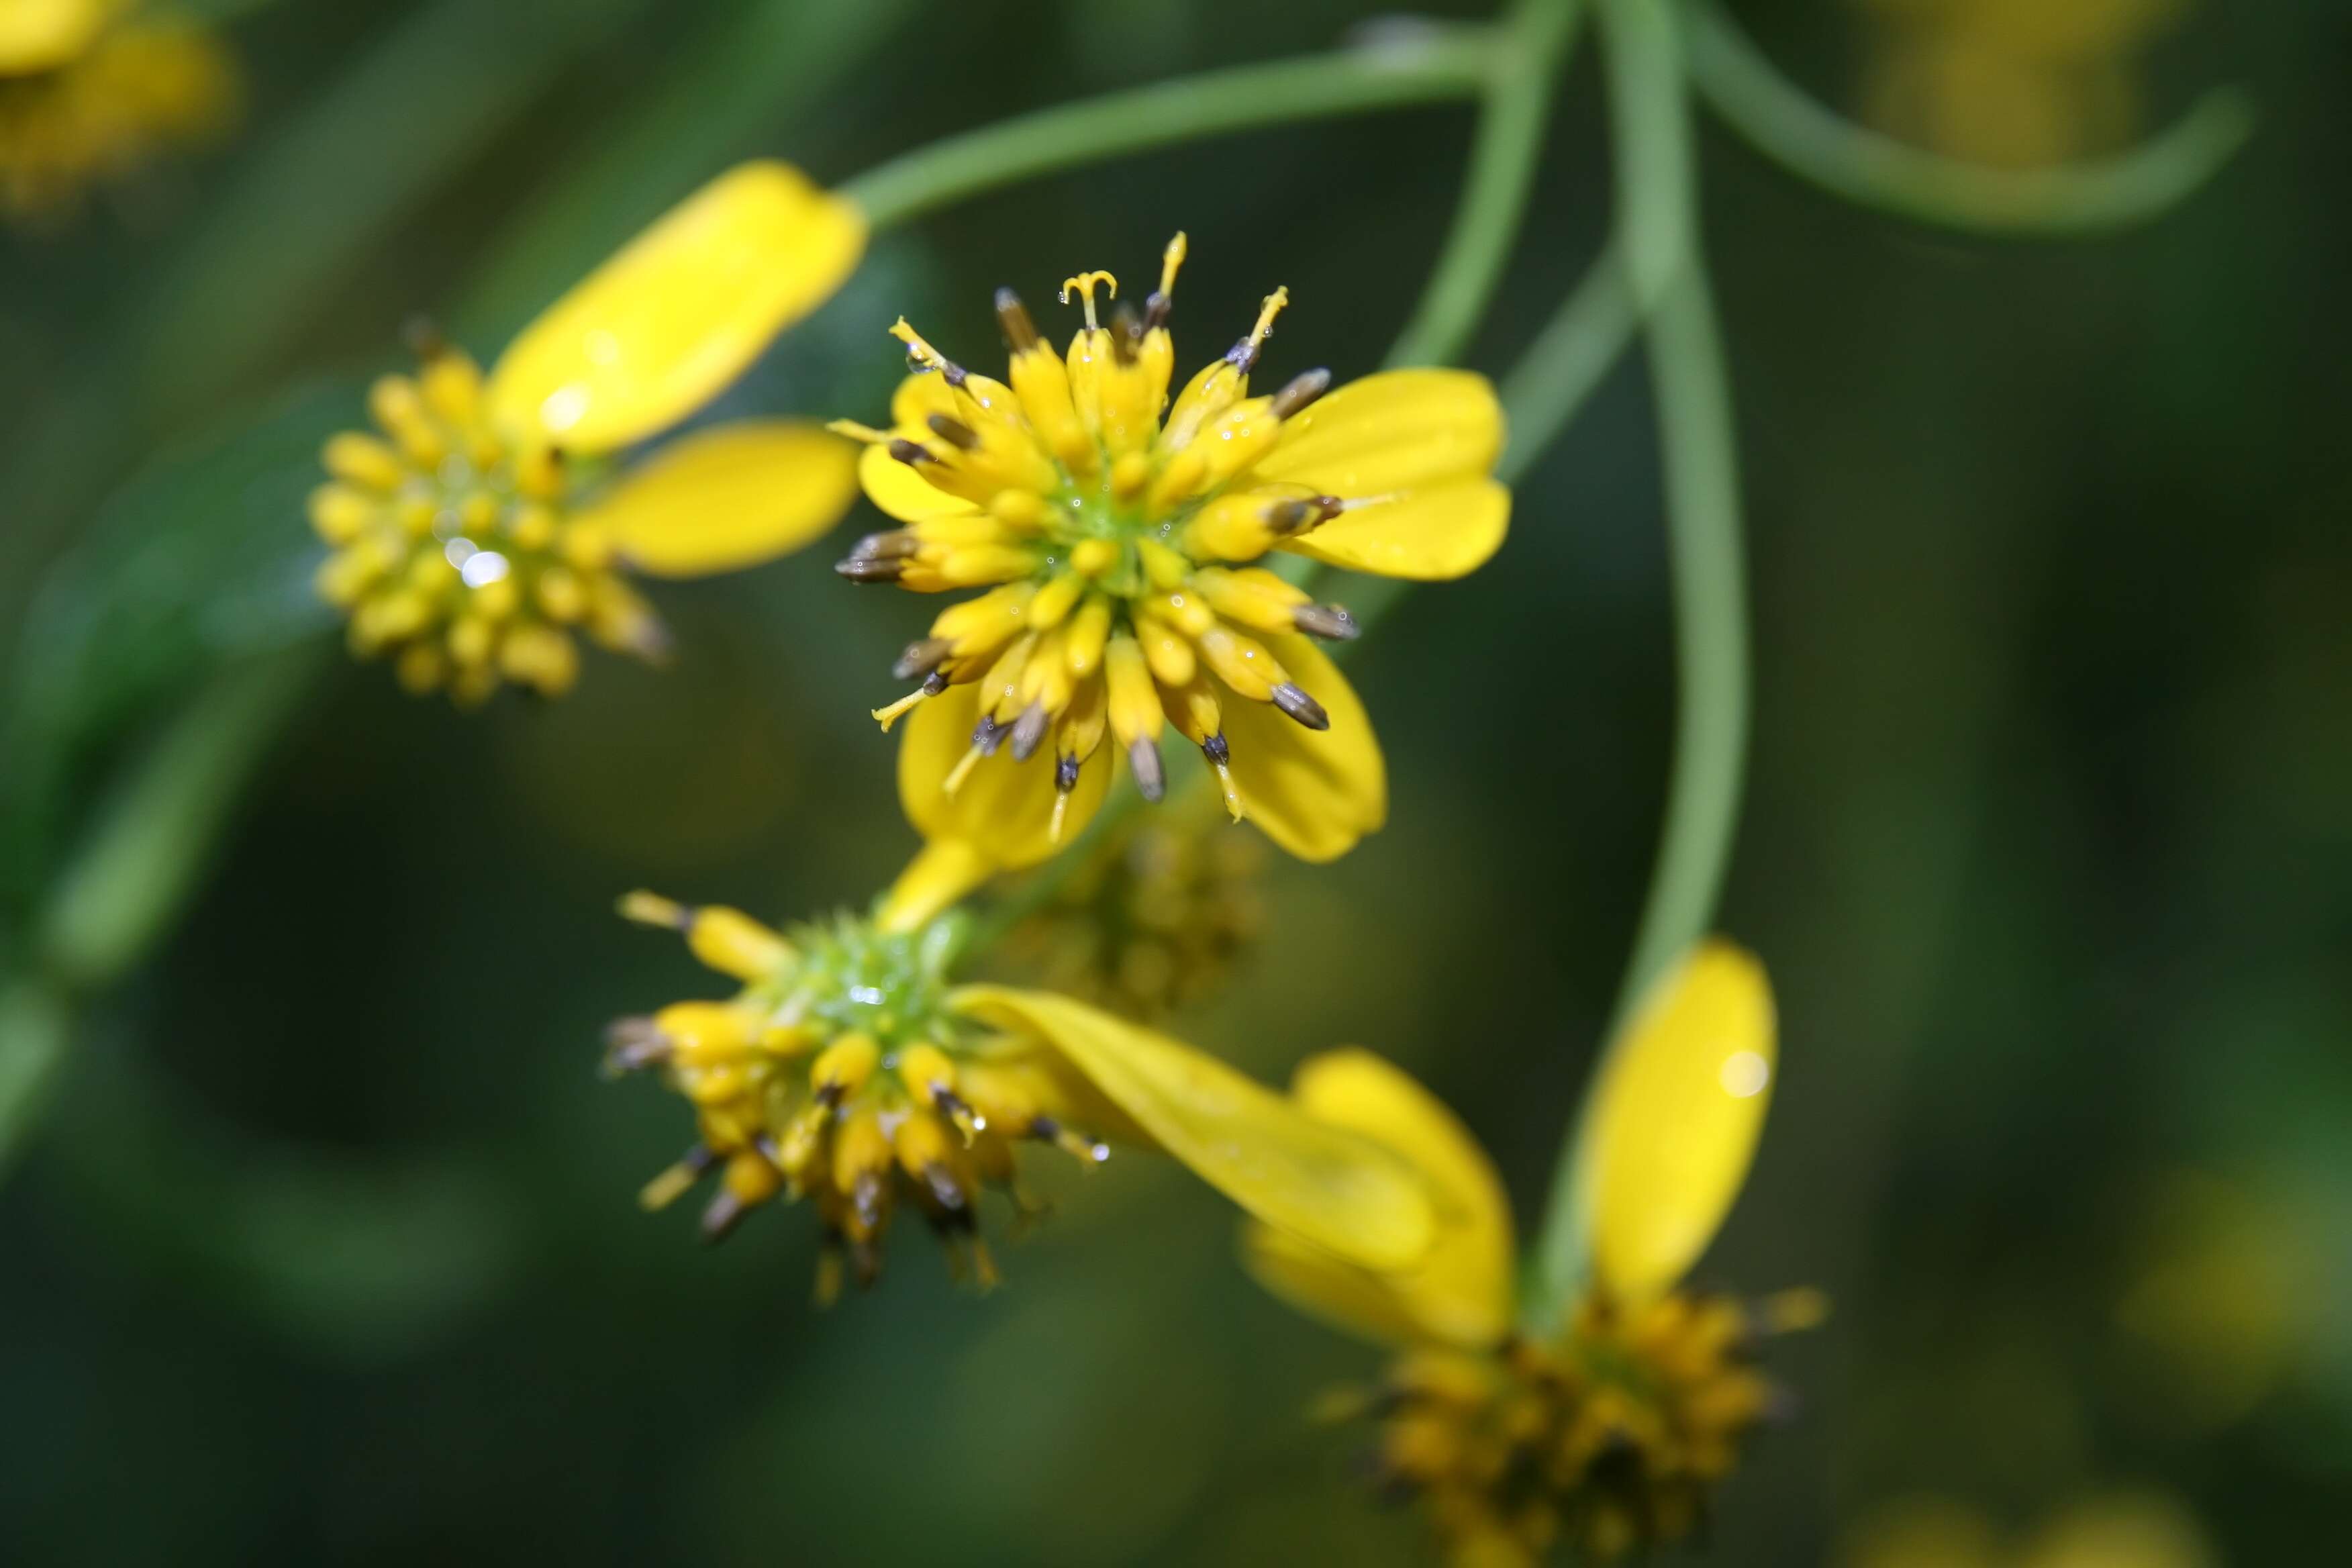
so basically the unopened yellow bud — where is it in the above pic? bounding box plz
[652,1001,754,1067]
[812,1032,881,1099]
[323,433,405,492]
[685,905,793,982]
[307,485,375,545]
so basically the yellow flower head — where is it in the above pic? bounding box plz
[994,786,1266,1022]
[833,234,1510,875]
[607,881,1438,1301]
[0,0,239,226]
[309,162,866,705]
[1242,943,1821,1565]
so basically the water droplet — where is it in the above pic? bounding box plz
[460,551,510,589]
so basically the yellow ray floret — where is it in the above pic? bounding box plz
[830,236,1512,881]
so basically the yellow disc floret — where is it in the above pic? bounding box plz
[309,337,666,706]
[607,895,1112,1300]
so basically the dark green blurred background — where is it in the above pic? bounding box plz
[3,1,2346,1562]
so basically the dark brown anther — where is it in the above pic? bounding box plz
[923,1163,968,1213]
[995,288,1040,352]
[849,528,918,560]
[893,636,954,681]
[815,1079,848,1110]
[1008,701,1050,762]
[1202,732,1232,768]
[972,713,1008,756]
[921,670,951,695]
[1055,754,1081,793]
[834,554,905,584]
[1128,736,1166,801]
[1110,304,1142,365]
[1141,291,1173,332]
[754,1134,785,1167]
[1292,603,1360,640]
[401,314,448,362]
[1269,368,1332,420]
[887,438,936,467]
[699,1188,748,1244]
[1225,336,1261,373]
[602,1016,672,1074]
[926,413,982,452]
[1271,682,1330,731]
[850,1238,883,1289]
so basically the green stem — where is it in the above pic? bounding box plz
[1383,0,1585,369]
[1684,0,2253,237]
[1526,0,1751,1326]
[1495,246,1636,488]
[842,29,1498,230]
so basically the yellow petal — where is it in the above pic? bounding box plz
[1245,369,1504,497]
[1218,635,1385,862]
[487,162,865,453]
[899,679,1110,870]
[1242,1221,1437,1349]
[1285,1050,1516,1346]
[0,0,107,74]
[1576,941,1777,1303]
[950,986,1438,1271]
[875,838,994,934]
[889,371,961,430]
[858,440,981,524]
[575,420,856,579]
[1281,477,1510,581]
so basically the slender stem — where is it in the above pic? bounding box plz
[1526,0,1751,1326]
[1383,0,1585,369]
[1495,246,1636,488]
[1684,0,2253,238]
[843,30,1499,231]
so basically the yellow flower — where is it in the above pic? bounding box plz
[831,234,1508,884]
[605,883,1436,1302]
[1243,942,1821,1565]
[1852,0,2189,169]
[0,0,238,226]
[1840,1490,2217,1568]
[992,787,1266,1022]
[309,162,866,705]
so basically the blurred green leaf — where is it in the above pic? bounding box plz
[0,979,72,1180]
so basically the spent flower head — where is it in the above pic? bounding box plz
[1243,943,1821,1565]
[0,0,238,227]
[309,162,866,704]
[832,234,1509,884]
[606,874,1442,1300]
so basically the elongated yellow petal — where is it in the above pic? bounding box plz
[1245,369,1504,497]
[1218,635,1385,862]
[900,679,1110,869]
[1282,477,1510,581]
[1576,941,1777,1303]
[1242,1222,1436,1349]
[0,0,107,74]
[875,838,994,934]
[951,986,1438,1271]
[575,420,856,578]
[858,441,981,523]
[487,162,865,453]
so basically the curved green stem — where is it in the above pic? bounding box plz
[1383,0,1585,369]
[1685,0,2253,237]
[842,29,1498,230]
[1526,0,1750,1328]
[1495,246,1636,488]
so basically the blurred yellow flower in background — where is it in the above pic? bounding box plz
[832,233,1508,888]
[309,162,865,704]
[605,877,1436,1301]
[1852,0,2190,168]
[0,0,238,226]
[1244,942,1820,1565]
[1841,1490,2217,1568]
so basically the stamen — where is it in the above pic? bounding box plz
[602,1016,671,1074]
[1030,1114,1110,1165]
[893,636,954,681]
[943,744,986,795]
[922,670,951,695]
[835,554,906,584]
[1292,603,1360,640]
[1271,682,1330,731]
[1008,701,1050,762]
[1226,286,1291,372]
[699,1188,749,1244]
[636,1144,715,1212]
[1128,736,1166,803]
[1269,368,1332,420]
[1110,304,1142,364]
[1149,231,1188,320]
[890,318,969,386]
[1202,733,1244,820]
[1049,789,1069,844]
[887,438,936,467]
[995,288,1040,352]
[922,1163,968,1213]
[1265,495,1343,536]
[926,413,982,452]
[616,890,690,930]
[1059,270,1118,330]
[972,713,1008,756]
[826,418,892,445]
[848,529,918,560]
[871,687,930,732]
[1055,754,1082,793]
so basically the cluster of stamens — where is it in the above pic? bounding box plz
[1344,1291,1822,1564]
[309,334,664,705]
[832,236,1371,837]
[607,894,1109,1300]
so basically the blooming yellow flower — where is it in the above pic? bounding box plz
[309,162,866,704]
[1243,942,1820,1565]
[1841,1490,2217,1568]
[831,234,1508,887]
[1852,0,2188,169]
[0,0,238,226]
[605,880,1436,1301]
